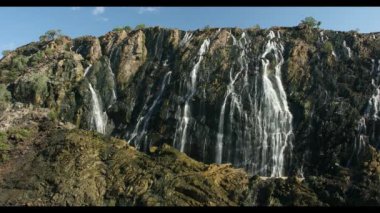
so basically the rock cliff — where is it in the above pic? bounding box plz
[1,26,380,205]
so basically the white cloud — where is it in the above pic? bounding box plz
[92,7,105,15]
[138,7,159,14]
[71,7,80,11]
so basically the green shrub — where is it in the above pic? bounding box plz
[29,51,45,66]
[203,25,211,30]
[35,75,49,95]
[0,131,9,162]
[113,27,124,32]
[299,17,321,29]
[135,24,146,30]
[303,31,319,44]
[4,69,19,82]
[39,29,63,42]
[0,84,11,102]
[7,128,31,142]
[348,28,360,34]
[322,41,334,55]
[124,26,132,31]
[252,24,261,29]
[2,50,11,57]
[0,132,8,150]
[30,72,49,104]
[48,109,59,122]
[11,55,29,71]
[0,84,11,115]
[45,48,54,57]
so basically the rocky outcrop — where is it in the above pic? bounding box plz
[0,109,248,206]
[0,107,379,206]
[73,36,102,63]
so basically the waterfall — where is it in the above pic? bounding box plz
[216,32,246,164]
[257,31,294,177]
[349,59,379,165]
[127,71,172,150]
[212,31,293,177]
[84,64,92,77]
[88,83,107,134]
[216,68,243,163]
[357,117,367,153]
[343,40,352,58]
[370,87,380,120]
[107,58,117,108]
[229,31,237,46]
[367,76,380,121]
[175,38,210,152]
[319,31,328,43]
[180,32,193,47]
[320,31,324,42]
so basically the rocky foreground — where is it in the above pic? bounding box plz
[0,106,379,206]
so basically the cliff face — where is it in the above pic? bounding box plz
[1,26,380,205]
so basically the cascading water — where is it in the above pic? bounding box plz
[84,64,92,77]
[214,30,293,177]
[174,38,210,152]
[320,31,324,42]
[180,32,193,47]
[368,80,380,120]
[343,40,352,58]
[259,35,294,177]
[349,59,380,165]
[230,31,238,46]
[216,67,243,164]
[254,31,294,177]
[127,71,172,150]
[88,83,107,134]
[216,32,247,164]
[106,58,117,107]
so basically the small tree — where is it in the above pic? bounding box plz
[135,24,146,30]
[112,27,124,32]
[349,28,360,33]
[300,17,321,29]
[39,29,63,42]
[113,26,131,32]
[203,25,211,30]
[252,24,261,29]
[1,50,10,57]
[124,26,132,31]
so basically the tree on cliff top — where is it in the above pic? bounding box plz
[135,24,146,30]
[299,17,321,29]
[39,29,63,42]
[1,50,11,57]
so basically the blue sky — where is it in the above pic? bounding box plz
[1,7,380,57]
